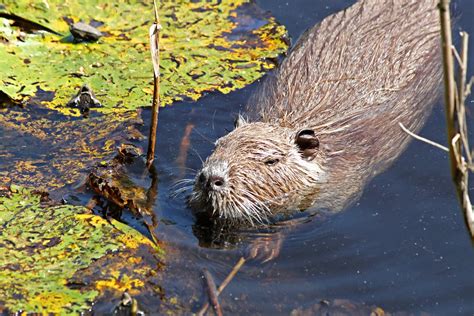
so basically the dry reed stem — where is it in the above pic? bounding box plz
[146,0,162,168]
[458,33,472,163]
[439,0,459,178]
[438,0,474,236]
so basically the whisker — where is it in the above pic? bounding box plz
[190,147,204,164]
[193,127,215,145]
[170,178,195,188]
[166,166,198,173]
[212,110,217,132]
[170,185,194,199]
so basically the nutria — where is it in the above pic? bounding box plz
[190,0,442,224]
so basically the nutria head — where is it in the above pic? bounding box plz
[189,119,326,224]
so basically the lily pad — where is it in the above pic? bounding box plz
[0,185,163,314]
[0,0,288,116]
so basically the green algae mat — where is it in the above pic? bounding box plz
[0,185,164,313]
[0,0,289,312]
[0,0,288,116]
[0,0,289,192]
[0,106,144,192]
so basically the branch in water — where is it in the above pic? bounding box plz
[196,257,247,315]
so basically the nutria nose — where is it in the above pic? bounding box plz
[210,176,225,188]
[198,161,229,191]
[198,172,226,191]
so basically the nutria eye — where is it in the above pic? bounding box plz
[264,158,279,166]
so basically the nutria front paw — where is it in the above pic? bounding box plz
[246,232,283,263]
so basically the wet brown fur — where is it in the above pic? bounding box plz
[191,0,442,223]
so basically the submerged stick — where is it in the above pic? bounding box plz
[196,257,247,315]
[146,0,162,169]
[202,269,223,316]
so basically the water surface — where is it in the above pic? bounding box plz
[141,0,474,314]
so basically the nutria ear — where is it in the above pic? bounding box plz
[234,114,247,128]
[295,129,319,159]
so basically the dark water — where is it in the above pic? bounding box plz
[141,0,474,314]
[112,0,474,314]
[1,0,473,314]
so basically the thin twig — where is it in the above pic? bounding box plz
[202,269,223,316]
[452,134,463,167]
[451,135,474,233]
[146,0,162,169]
[438,0,474,237]
[399,123,449,152]
[466,76,474,96]
[458,32,472,164]
[452,45,462,67]
[217,257,246,292]
[196,257,247,316]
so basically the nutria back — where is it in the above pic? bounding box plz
[191,0,442,223]
[247,0,442,211]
